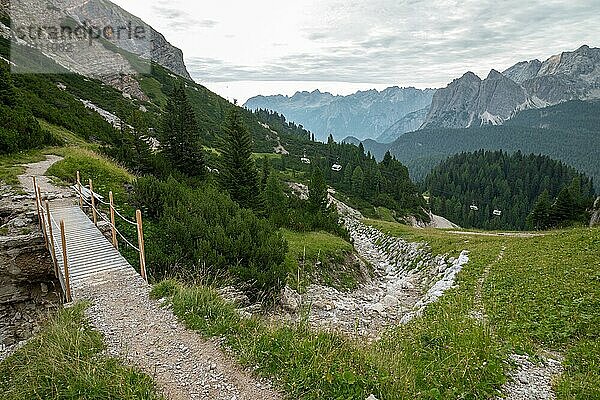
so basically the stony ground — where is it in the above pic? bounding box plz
[279,188,470,339]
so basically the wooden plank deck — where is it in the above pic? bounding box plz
[43,204,135,296]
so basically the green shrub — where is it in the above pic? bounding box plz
[133,176,288,300]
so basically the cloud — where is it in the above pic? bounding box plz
[115,0,600,92]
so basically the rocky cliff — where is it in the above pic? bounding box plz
[245,87,435,142]
[422,45,600,129]
[376,107,429,143]
[2,0,191,98]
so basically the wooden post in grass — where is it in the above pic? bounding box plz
[109,191,118,249]
[89,178,97,226]
[45,200,58,277]
[76,171,83,209]
[60,220,72,303]
[37,185,49,249]
[136,209,147,282]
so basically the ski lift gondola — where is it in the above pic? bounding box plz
[470,202,479,211]
[301,151,311,165]
[493,209,502,216]
[331,158,342,172]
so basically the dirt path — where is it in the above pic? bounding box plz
[77,270,280,400]
[448,230,545,238]
[17,156,281,400]
[17,155,69,196]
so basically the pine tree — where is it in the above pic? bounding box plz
[263,172,287,225]
[220,108,260,210]
[352,166,364,196]
[160,84,205,176]
[527,190,551,230]
[127,110,153,173]
[0,63,16,108]
[309,167,328,212]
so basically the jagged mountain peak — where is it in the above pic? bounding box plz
[423,45,600,130]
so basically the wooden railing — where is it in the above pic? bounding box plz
[73,171,147,281]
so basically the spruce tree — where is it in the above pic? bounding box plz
[220,109,260,210]
[160,84,204,177]
[0,63,16,107]
[309,167,328,212]
[527,190,551,230]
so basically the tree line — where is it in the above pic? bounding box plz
[425,150,596,230]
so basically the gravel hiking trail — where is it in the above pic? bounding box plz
[16,156,281,400]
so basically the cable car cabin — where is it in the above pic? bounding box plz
[470,205,479,211]
[301,157,311,165]
[331,163,342,172]
[493,210,502,216]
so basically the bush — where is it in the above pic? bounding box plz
[133,176,288,300]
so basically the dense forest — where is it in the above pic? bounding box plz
[425,150,596,230]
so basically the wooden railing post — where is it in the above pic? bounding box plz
[76,171,83,209]
[60,220,72,303]
[32,177,42,229]
[45,200,58,278]
[136,209,147,282]
[37,185,49,249]
[109,191,118,249]
[89,178,97,226]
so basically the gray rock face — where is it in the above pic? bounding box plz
[245,87,435,142]
[423,45,600,129]
[376,107,430,143]
[4,0,191,98]
[503,59,542,84]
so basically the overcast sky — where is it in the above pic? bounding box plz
[112,0,599,103]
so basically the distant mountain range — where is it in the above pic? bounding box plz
[245,45,600,142]
[244,87,435,142]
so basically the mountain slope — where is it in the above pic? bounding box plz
[376,107,429,143]
[245,87,435,142]
[422,45,600,129]
[383,100,600,187]
[1,0,191,99]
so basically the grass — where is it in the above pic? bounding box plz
[46,147,134,203]
[37,119,97,150]
[282,229,362,291]
[0,303,163,399]
[153,222,600,399]
[252,152,282,160]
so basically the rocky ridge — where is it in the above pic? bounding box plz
[2,0,191,99]
[422,45,600,129]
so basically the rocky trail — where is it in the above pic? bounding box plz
[9,156,281,400]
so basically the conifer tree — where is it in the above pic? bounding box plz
[0,63,16,107]
[309,167,328,212]
[527,190,551,230]
[220,108,260,209]
[160,84,204,176]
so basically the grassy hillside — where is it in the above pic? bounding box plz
[154,223,600,399]
[0,36,312,155]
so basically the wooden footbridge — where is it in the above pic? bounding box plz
[33,172,147,302]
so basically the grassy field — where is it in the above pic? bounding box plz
[282,229,362,291]
[0,303,163,399]
[154,221,600,399]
